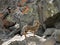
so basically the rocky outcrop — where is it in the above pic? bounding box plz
[2,34,56,45]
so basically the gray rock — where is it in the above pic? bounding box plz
[9,41,26,45]
[55,22,60,29]
[7,36,56,45]
[40,37,56,45]
[53,29,60,42]
[43,28,55,36]
[8,36,41,45]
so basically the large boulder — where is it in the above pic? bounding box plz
[2,34,46,45]
[6,36,56,45]
[44,12,60,28]
[8,36,41,45]
[2,34,56,45]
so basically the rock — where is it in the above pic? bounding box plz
[9,41,26,45]
[53,29,60,42]
[25,36,41,45]
[43,28,55,36]
[40,37,56,45]
[55,22,60,29]
[44,12,60,28]
[2,35,56,45]
[8,36,41,45]
[2,34,47,45]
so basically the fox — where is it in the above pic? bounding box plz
[21,20,41,37]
